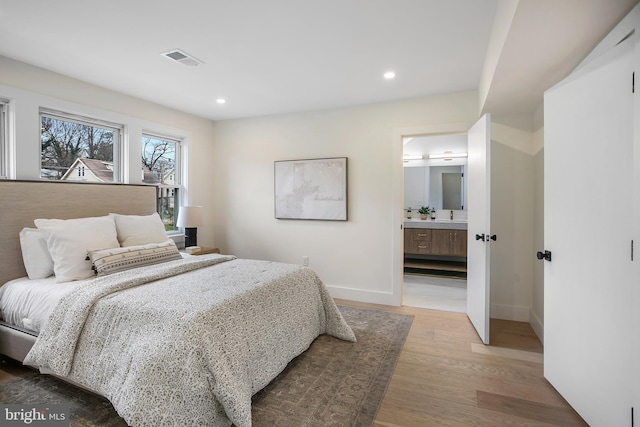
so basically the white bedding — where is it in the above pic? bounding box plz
[23,254,356,427]
[0,253,192,333]
[0,276,87,333]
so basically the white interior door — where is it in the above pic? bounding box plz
[544,38,634,426]
[466,114,491,344]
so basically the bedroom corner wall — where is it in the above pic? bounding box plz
[490,114,536,323]
[531,104,545,342]
[210,92,479,305]
[0,56,219,247]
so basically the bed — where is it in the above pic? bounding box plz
[0,180,356,427]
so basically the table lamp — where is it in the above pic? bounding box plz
[176,205,203,248]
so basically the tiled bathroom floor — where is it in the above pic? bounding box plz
[402,273,466,313]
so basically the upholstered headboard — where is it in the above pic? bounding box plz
[0,180,157,285]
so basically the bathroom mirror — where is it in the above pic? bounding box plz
[404,165,466,210]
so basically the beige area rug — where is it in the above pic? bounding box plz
[0,306,413,427]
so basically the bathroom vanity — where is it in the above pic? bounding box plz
[403,219,467,273]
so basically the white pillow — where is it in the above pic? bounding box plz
[35,216,120,283]
[19,227,55,280]
[110,212,168,247]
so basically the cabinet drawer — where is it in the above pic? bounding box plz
[405,228,431,241]
[413,230,431,241]
[404,228,432,254]
[405,240,431,254]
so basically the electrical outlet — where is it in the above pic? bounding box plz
[302,256,309,266]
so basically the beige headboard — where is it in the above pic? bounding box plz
[0,180,157,285]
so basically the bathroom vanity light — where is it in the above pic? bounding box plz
[428,152,468,160]
[403,154,424,162]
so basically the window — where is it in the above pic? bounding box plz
[40,109,122,182]
[0,99,8,179]
[142,133,181,231]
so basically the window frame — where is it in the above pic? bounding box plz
[39,108,123,182]
[0,99,9,179]
[142,132,183,232]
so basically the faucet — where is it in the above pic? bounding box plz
[450,210,453,220]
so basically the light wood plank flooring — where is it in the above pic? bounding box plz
[335,299,587,427]
[0,300,586,426]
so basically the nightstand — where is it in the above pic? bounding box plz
[185,247,220,256]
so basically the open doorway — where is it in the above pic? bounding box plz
[402,133,468,313]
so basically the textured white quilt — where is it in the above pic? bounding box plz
[24,254,356,426]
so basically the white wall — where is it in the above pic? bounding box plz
[490,141,533,321]
[531,105,545,342]
[404,167,426,210]
[1,55,541,320]
[0,56,218,246]
[490,114,537,322]
[210,92,479,304]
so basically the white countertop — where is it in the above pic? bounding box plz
[404,218,468,230]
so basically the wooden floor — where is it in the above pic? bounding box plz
[335,299,587,427]
[0,301,587,426]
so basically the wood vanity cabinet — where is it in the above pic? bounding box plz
[449,229,467,257]
[404,228,467,257]
[404,229,432,254]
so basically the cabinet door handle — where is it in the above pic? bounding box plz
[418,245,427,249]
[417,233,427,237]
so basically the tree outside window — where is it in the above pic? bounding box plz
[40,112,120,181]
[142,135,180,230]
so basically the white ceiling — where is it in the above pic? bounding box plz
[0,0,637,121]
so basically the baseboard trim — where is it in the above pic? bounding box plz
[490,303,530,322]
[528,308,544,344]
[326,285,398,306]
[328,288,536,326]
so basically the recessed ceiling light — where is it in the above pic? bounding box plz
[216,98,226,104]
[384,71,396,79]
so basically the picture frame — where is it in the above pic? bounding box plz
[274,157,348,221]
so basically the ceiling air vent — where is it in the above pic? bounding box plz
[161,49,204,67]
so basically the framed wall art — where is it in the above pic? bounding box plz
[274,157,347,221]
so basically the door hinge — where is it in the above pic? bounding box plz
[633,72,635,94]
[631,406,634,427]
[632,240,634,261]
[536,250,552,262]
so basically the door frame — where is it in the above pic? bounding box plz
[391,122,471,306]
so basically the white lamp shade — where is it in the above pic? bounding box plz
[176,206,204,228]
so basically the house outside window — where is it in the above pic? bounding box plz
[142,133,181,231]
[40,109,122,182]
